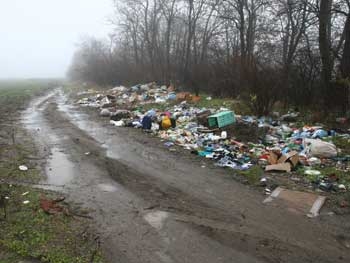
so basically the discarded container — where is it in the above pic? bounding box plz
[208,111,235,128]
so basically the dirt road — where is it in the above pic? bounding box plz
[21,90,350,263]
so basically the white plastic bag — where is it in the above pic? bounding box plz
[303,139,337,158]
[110,120,125,127]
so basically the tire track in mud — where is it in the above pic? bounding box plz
[24,93,350,263]
[38,100,265,263]
[46,101,244,223]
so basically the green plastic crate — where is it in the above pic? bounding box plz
[208,111,235,128]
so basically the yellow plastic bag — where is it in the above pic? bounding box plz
[161,116,172,130]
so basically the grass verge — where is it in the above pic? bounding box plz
[0,80,105,263]
[0,185,102,263]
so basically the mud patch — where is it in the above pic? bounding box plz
[104,157,242,224]
[17,90,350,263]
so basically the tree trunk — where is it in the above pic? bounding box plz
[319,0,333,107]
[341,13,350,78]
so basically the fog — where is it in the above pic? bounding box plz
[0,0,112,79]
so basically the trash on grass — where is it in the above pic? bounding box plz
[19,165,28,171]
[40,196,65,215]
[76,82,350,197]
[263,187,326,218]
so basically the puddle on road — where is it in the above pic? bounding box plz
[22,91,56,129]
[56,92,124,160]
[23,91,138,189]
[22,92,76,187]
[45,148,75,186]
[22,91,62,144]
[144,211,170,230]
[97,183,119,192]
[56,91,107,142]
[22,91,123,189]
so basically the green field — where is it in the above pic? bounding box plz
[0,79,59,115]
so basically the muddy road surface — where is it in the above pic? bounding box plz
[21,90,350,263]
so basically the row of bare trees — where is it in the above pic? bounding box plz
[68,0,350,115]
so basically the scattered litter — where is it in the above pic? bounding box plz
[23,200,30,205]
[208,111,235,128]
[304,170,321,176]
[76,82,350,199]
[22,192,29,196]
[164,142,174,147]
[19,165,28,171]
[40,196,64,215]
[338,184,347,191]
[221,131,227,139]
[266,163,292,173]
[307,196,327,218]
[110,120,125,127]
[263,187,326,218]
[304,139,338,158]
[307,157,321,166]
[260,177,268,186]
[265,188,272,195]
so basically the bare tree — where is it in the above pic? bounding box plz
[68,0,350,114]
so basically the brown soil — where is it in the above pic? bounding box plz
[20,90,350,263]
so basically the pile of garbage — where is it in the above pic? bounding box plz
[77,83,350,193]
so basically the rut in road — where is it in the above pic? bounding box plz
[22,90,350,263]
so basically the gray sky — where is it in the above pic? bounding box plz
[0,0,112,79]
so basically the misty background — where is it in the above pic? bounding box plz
[0,0,112,79]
